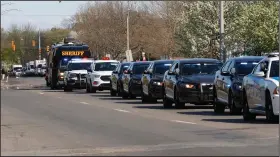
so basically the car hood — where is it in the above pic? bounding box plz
[235,75,245,83]
[92,71,113,76]
[152,74,164,81]
[180,74,215,84]
[69,70,88,74]
[132,74,142,80]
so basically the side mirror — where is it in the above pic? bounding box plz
[175,68,180,75]
[260,63,267,72]
[230,68,236,75]
[254,71,265,77]
[168,70,175,75]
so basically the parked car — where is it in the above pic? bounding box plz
[141,60,174,103]
[242,54,279,122]
[162,58,222,109]
[110,62,132,96]
[213,56,264,114]
[121,61,151,99]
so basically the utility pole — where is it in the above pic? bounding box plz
[219,1,225,62]
[125,1,133,62]
[38,28,41,60]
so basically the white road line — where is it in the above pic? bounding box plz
[39,92,44,95]
[171,120,196,125]
[57,97,62,99]
[254,136,279,140]
[114,109,130,113]
[80,102,89,105]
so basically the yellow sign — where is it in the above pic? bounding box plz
[62,51,84,56]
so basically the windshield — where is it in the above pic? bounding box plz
[154,63,172,74]
[121,64,130,72]
[37,64,42,68]
[181,62,222,75]
[270,61,279,78]
[133,64,150,74]
[68,63,91,71]
[94,62,119,71]
[13,67,22,71]
[235,61,259,75]
[30,65,34,69]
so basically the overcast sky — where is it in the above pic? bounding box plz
[1,1,88,30]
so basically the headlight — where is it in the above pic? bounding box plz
[59,72,64,76]
[273,87,279,94]
[132,79,141,84]
[181,83,196,89]
[93,74,100,78]
[152,81,163,86]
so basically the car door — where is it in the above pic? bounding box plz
[142,62,154,95]
[111,64,120,90]
[166,62,178,99]
[249,61,267,110]
[123,64,132,92]
[221,60,235,103]
[216,60,231,102]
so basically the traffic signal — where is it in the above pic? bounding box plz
[46,46,49,52]
[12,44,16,52]
[32,40,36,47]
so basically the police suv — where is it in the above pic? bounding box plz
[242,53,279,122]
[86,60,119,93]
[63,58,94,92]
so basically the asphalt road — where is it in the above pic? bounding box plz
[1,77,279,156]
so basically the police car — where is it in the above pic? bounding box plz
[242,53,279,122]
[63,58,94,92]
[86,59,119,93]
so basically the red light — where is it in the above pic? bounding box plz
[83,57,88,60]
[93,81,98,85]
[102,57,110,60]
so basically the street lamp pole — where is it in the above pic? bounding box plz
[219,1,225,62]
[127,0,130,51]
[38,28,41,60]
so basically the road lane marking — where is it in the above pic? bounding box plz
[80,102,89,105]
[57,97,62,99]
[171,120,196,125]
[39,92,44,95]
[114,109,130,113]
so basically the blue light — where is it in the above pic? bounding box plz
[63,58,68,61]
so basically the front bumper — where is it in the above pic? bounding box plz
[272,94,279,116]
[67,77,86,89]
[130,83,142,95]
[150,84,164,99]
[91,76,111,90]
[178,85,213,104]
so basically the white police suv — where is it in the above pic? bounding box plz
[86,60,119,93]
[63,58,94,92]
[242,53,279,122]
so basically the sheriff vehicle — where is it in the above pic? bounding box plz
[242,53,279,122]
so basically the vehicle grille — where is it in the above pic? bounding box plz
[76,74,87,79]
[100,76,111,81]
[201,84,213,93]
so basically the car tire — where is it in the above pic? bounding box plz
[174,89,184,109]
[163,90,173,108]
[141,89,149,103]
[265,92,278,123]
[117,82,122,96]
[121,85,129,99]
[110,88,117,96]
[229,91,242,115]
[86,80,90,93]
[242,93,256,121]
[128,83,136,99]
[213,90,225,114]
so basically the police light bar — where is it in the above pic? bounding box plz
[102,57,110,60]
[265,52,279,57]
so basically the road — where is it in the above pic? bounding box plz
[1,77,279,156]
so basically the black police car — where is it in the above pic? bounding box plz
[121,61,151,99]
[162,58,222,109]
[213,56,264,114]
[141,60,174,103]
[110,62,131,96]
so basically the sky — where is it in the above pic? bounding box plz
[1,1,88,30]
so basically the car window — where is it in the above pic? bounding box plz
[153,63,173,74]
[120,63,130,73]
[169,62,178,72]
[180,62,221,75]
[221,61,231,72]
[94,62,118,71]
[132,64,150,74]
[235,61,259,75]
[253,63,262,74]
[68,62,92,71]
[270,61,279,77]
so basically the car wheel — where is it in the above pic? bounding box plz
[121,84,129,99]
[86,80,90,93]
[242,93,256,121]
[213,90,225,114]
[128,83,136,99]
[110,88,117,96]
[174,89,184,109]
[117,82,122,96]
[229,91,242,115]
[265,92,278,123]
[163,89,173,108]
[141,88,149,103]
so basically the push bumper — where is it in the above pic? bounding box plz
[67,78,86,89]
[272,94,279,116]
[178,87,213,104]
[130,83,142,96]
[150,85,164,99]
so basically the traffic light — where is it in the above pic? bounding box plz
[32,40,36,47]
[46,46,49,52]
[12,44,16,52]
